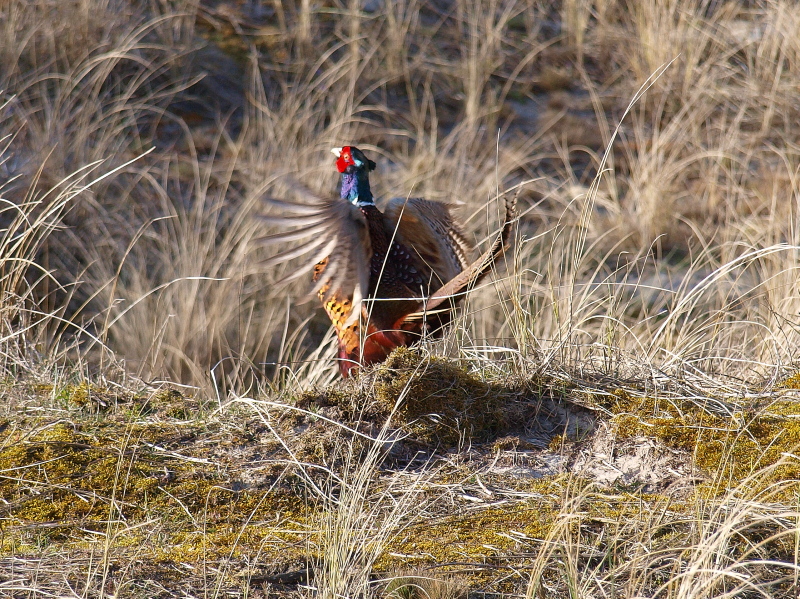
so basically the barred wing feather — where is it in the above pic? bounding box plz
[382,197,471,288]
[258,180,372,322]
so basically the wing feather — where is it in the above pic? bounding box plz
[383,197,471,287]
[258,213,328,227]
[260,236,328,267]
[260,197,325,215]
[255,223,330,246]
[257,178,372,320]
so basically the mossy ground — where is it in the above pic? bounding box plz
[4,355,800,596]
[597,385,800,500]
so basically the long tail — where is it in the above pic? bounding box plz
[421,188,517,314]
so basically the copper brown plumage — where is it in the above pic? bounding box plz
[260,146,516,376]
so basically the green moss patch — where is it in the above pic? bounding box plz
[598,388,800,497]
[778,372,800,390]
[302,348,545,448]
[372,349,525,446]
[0,411,313,570]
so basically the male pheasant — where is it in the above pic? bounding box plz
[261,146,515,376]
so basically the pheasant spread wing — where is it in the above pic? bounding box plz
[258,179,372,324]
[382,197,471,289]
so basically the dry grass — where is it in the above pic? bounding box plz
[2,0,800,597]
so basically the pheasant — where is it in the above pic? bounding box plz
[261,146,515,376]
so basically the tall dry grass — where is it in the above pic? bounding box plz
[1,0,798,388]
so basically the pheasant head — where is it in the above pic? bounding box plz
[331,146,376,206]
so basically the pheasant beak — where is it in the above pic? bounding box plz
[331,147,342,158]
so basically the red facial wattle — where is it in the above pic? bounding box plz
[336,146,354,173]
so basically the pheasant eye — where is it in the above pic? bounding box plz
[342,152,351,162]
